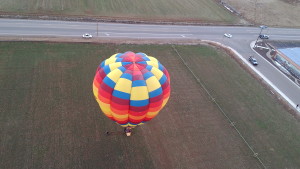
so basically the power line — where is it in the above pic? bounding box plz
[172,45,267,169]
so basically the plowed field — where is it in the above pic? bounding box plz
[0,0,240,24]
[1,42,300,168]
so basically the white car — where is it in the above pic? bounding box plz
[224,33,232,38]
[249,56,258,65]
[82,33,92,38]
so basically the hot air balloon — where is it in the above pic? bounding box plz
[93,51,170,130]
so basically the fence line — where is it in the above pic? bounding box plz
[172,45,267,169]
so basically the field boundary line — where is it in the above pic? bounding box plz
[171,45,267,169]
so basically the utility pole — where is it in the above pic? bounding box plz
[254,25,267,47]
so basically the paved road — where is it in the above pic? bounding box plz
[1,18,300,110]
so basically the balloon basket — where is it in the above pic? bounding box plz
[126,132,131,136]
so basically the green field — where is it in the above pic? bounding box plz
[0,0,240,24]
[1,42,300,168]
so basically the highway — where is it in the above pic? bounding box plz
[1,18,300,110]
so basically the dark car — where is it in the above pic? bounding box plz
[259,34,269,39]
[249,56,258,65]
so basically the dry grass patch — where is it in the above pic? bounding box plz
[225,0,300,27]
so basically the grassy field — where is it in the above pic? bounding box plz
[1,42,300,168]
[1,0,299,27]
[224,0,300,27]
[0,0,240,24]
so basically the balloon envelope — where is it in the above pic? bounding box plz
[93,51,170,127]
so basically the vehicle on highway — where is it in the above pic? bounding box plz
[259,34,269,39]
[260,25,268,29]
[83,33,92,38]
[249,56,258,65]
[224,33,232,38]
